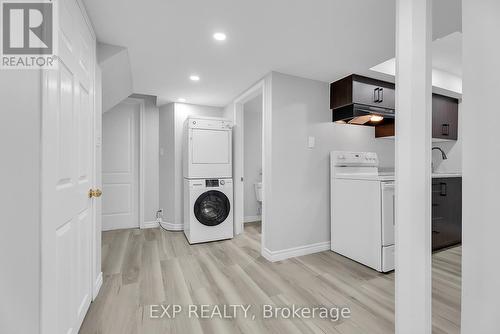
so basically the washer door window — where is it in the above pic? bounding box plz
[194,190,230,226]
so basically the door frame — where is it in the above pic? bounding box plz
[102,97,146,230]
[92,65,103,300]
[230,75,271,257]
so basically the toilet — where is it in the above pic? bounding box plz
[254,182,263,203]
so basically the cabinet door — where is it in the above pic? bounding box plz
[432,178,462,251]
[352,80,395,110]
[432,94,459,140]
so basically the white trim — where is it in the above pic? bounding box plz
[92,272,103,300]
[91,65,102,304]
[76,0,96,39]
[160,220,184,231]
[139,100,146,229]
[262,241,331,262]
[142,221,160,229]
[261,74,273,259]
[230,76,269,262]
[244,215,261,223]
[121,98,147,230]
[101,221,139,232]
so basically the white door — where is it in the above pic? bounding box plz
[41,0,96,333]
[102,101,140,230]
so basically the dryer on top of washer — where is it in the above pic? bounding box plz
[183,117,233,179]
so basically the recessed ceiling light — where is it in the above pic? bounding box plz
[178,98,186,102]
[190,75,200,81]
[213,32,227,41]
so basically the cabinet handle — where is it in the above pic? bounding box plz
[379,88,383,102]
[374,88,379,102]
[442,124,450,136]
[440,183,447,196]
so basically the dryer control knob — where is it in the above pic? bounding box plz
[220,180,225,185]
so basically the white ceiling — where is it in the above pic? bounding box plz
[82,0,461,107]
[370,32,463,77]
[432,32,462,76]
[369,32,463,94]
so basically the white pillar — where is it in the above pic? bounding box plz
[461,1,500,333]
[395,0,432,333]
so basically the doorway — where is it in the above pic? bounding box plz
[102,98,145,231]
[242,95,263,229]
[231,78,269,255]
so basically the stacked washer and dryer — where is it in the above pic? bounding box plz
[183,117,234,244]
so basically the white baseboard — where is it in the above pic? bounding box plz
[141,221,160,229]
[262,241,331,262]
[93,272,103,300]
[102,221,139,231]
[244,215,261,223]
[159,220,184,231]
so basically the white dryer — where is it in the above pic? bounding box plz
[184,178,233,244]
[183,117,232,179]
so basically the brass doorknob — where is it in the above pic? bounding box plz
[88,188,103,198]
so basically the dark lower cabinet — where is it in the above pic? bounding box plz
[432,177,462,251]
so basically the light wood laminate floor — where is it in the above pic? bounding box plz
[80,222,461,334]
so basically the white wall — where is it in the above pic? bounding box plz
[98,43,133,112]
[243,95,263,221]
[159,103,224,229]
[461,1,500,332]
[266,72,395,253]
[0,71,41,334]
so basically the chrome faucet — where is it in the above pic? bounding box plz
[432,147,448,160]
[432,147,447,173]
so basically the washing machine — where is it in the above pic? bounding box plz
[183,178,233,244]
[183,117,232,179]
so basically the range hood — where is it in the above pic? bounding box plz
[330,74,396,126]
[332,104,395,125]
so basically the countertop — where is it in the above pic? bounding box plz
[432,173,462,178]
[379,168,462,179]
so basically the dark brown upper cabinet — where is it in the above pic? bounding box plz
[331,74,460,140]
[374,94,459,140]
[330,74,395,110]
[432,94,459,140]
